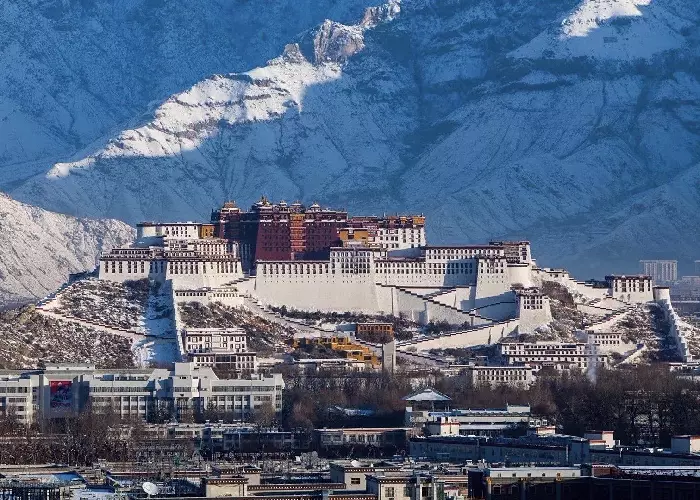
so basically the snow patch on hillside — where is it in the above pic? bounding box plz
[0,194,134,307]
[513,0,691,60]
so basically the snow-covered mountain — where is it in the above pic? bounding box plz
[0,194,134,307]
[8,0,700,277]
[0,0,378,188]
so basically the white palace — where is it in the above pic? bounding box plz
[98,216,655,335]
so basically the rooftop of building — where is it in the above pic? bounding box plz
[605,274,652,280]
[423,244,503,250]
[422,405,531,417]
[514,287,545,296]
[403,388,452,402]
[137,221,199,226]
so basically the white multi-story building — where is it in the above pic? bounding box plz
[137,221,202,240]
[0,373,36,424]
[181,327,258,371]
[640,260,677,284]
[99,230,243,288]
[574,330,625,351]
[464,365,536,388]
[0,363,283,424]
[182,327,248,353]
[499,341,609,370]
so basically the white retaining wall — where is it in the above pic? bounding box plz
[430,287,473,309]
[656,299,693,362]
[255,276,380,313]
[398,320,519,351]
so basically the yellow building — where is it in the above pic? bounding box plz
[199,223,216,239]
[291,336,380,367]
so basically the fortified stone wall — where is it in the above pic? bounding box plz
[655,287,693,362]
[398,320,519,351]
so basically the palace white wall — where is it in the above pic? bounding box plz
[173,288,244,308]
[98,259,167,283]
[398,320,519,351]
[255,273,380,313]
[531,268,609,301]
[429,287,473,309]
[99,258,243,289]
[517,296,552,334]
[470,293,518,321]
[656,294,693,362]
[508,263,533,288]
[608,277,654,303]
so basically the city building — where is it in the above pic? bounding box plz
[315,427,414,453]
[406,404,546,438]
[182,327,248,354]
[499,341,609,371]
[464,365,537,388]
[409,432,700,467]
[671,435,700,454]
[0,363,284,425]
[640,259,678,283]
[467,466,581,500]
[289,358,374,372]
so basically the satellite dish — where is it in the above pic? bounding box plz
[143,482,160,497]
[350,460,362,467]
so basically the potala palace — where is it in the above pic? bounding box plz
[98,197,662,344]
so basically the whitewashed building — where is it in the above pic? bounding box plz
[606,275,654,303]
[0,363,283,424]
[464,365,536,388]
[499,341,609,370]
[182,327,248,354]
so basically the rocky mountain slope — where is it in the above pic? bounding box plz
[0,194,133,307]
[0,305,134,369]
[8,0,700,276]
[0,0,377,189]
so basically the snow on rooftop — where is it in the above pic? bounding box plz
[402,388,451,402]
